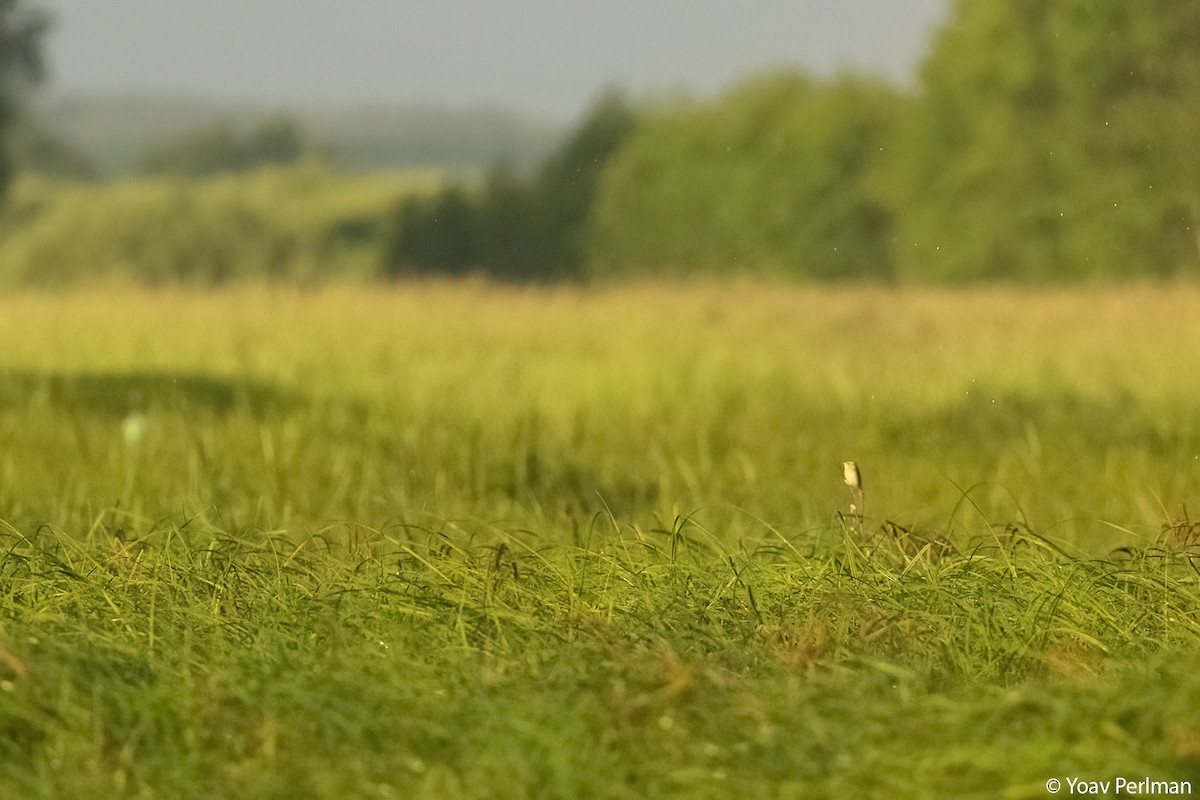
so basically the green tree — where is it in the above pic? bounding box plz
[11,119,96,179]
[138,122,245,176]
[384,92,638,281]
[385,186,479,276]
[589,72,902,280]
[241,113,307,168]
[139,114,313,176]
[0,0,49,196]
[477,160,541,279]
[884,0,1200,281]
[533,90,638,278]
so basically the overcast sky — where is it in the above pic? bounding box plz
[42,1,949,120]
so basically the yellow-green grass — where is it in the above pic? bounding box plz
[1,282,1199,798]
[2,281,1198,542]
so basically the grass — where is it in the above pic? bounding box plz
[1,280,1200,798]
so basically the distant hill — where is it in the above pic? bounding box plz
[34,93,564,178]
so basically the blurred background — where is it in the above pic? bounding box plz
[1,0,1197,285]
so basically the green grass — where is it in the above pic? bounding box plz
[2,282,1200,798]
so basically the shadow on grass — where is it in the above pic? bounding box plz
[883,388,1184,455]
[0,370,300,418]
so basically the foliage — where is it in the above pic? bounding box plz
[589,73,903,280]
[9,118,97,180]
[0,0,48,198]
[137,114,318,177]
[532,91,639,275]
[384,91,638,281]
[387,185,480,277]
[881,0,1200,281]
[2,283,1200,796]
[8,2,1200,285]
[588,2,1200,283]
[0,164,442,285]
[34,94,562,178]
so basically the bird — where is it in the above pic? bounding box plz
[842,460,862,492]
[843,460,864,518]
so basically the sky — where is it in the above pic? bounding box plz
[42,0,949,121]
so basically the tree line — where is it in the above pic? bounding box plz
[390,0,1200,283]
[605,0,1200,282]
[3,0,1200,283]
[382,92,635,282]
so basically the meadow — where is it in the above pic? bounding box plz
[1,281,1199,798]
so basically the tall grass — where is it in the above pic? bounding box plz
[1,282,1199,797]
[2,282,1197,543]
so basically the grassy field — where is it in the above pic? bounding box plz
[1,281,1199,798]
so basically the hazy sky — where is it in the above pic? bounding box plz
[43,1,949,120]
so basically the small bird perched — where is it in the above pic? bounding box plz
[842,460,862,492]
[843,460,864,518]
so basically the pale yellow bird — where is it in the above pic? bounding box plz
[843,460,864,518]
[842,460,862,491]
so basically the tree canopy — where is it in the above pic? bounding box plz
[590,73,902,280]
[138,114,314,177]
[384,91,638,281]
[0,0,48,197]
[883,0,1200,281]
[7,0,1200,285]
[587,0,1200,282]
